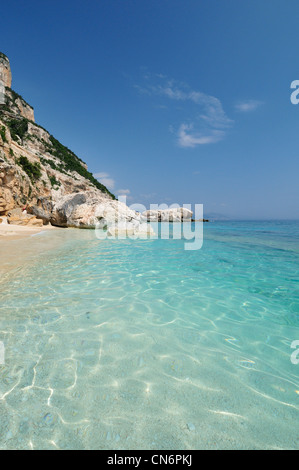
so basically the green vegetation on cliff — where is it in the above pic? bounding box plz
[5,118,28,141]
[5,87,34,110]
[17,155,42,181]
[49,174,61,188]
[0,86,115,199]
[0,125,7,143]
[0,52,8,60]
[44,135,115,198]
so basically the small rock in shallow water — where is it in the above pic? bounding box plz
[187,423,195,432]
[43,413,54,425]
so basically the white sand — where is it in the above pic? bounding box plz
[0,217,59,240]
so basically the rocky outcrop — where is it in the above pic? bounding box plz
[13,93,34,122]
[0,52,154,236]
[0,161,27,213]
[0,54,112,222]
[0,156,51,216]
[1,88,34,121]
[50,191,140,228]
[142,207,193,222]
[0,53,12,88]
[27,197,53,225]
[0,53,34,121]
[7,208,43,227]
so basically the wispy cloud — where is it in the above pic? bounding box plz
[178,124,225,148]
[135,73,233,148]
[94,172,115,190]
[234,100,263,112]
[94,173,132,198]
[117,189,131,195]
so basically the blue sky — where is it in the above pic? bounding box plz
[1,0,299,218]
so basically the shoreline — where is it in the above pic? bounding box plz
[0,217,60,240]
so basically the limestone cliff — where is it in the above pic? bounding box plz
[0,53,12,88]
[0,52,140,230]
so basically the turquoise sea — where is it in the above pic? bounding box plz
[0,220,298,449]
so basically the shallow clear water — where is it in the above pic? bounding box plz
[0,221,298,449]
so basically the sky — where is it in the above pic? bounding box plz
[1,0,299,219]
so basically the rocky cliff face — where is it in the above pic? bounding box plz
[0,53,12,88]
[0,52,144,232]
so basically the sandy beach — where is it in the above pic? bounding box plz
[0,217,59,240]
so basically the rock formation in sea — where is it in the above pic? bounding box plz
[0,52,147,233]
[141,207,193,222]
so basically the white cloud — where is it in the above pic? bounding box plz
[117,188,132,201]
[117,189,131,195]
[153,85,232,129]
[234,100,263,112]
[94,172,115,190]
[178,124,225,148]
[94,174,132,197]
[135,74,232,148]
